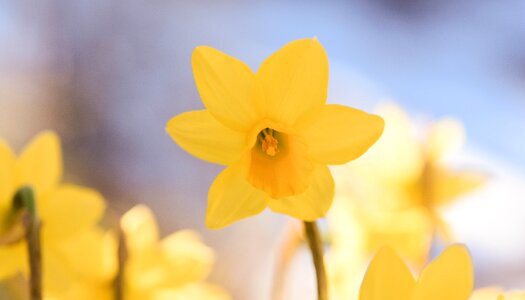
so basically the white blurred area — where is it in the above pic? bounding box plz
[1,1,525,299]
[444,148,525,288]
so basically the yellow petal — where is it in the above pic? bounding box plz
[0,243,26,279]
[344,103,424,186]
[206,163,267,229]
[152,283,231,300]
[297,104,384,165]
[506,292,525,300]
[268,165,334,220]
[413,244,473,300]
[255,38,328,126]
[427,118,465,162]
[160,230,214,285]
[361,208,433,267]
[17,131,62,195]
[40,185,105,240]
[470,288,504,300]
[49,281,113,300]
[166,110,247,165]
[431,166,485,206]
[192,46,260,131]
[121,205,159,254]
[56,228,117,281]
[0,140,16,229]
[359,247,416,300]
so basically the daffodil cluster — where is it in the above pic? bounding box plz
[0,132,229,300]
[0,37,517,300]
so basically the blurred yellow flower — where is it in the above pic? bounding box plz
[120,205,230,300]
[331,104,483,239]
[328,104,483,264]
[328,105,483,299]
[166,38,384,228]
[42,205,231,300]
[359,244,473,300]
[0,131,106,293]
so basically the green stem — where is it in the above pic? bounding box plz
[14,187,41,300]
[304,221,327,300]
[114,224,127,300]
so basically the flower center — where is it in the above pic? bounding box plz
[258,128,279,157]
[248,127,314,199]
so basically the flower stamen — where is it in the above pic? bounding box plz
[259,128,279,157]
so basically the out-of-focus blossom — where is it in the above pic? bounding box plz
[166,38,384,228]
[41,205,231,300]
[120,205,230,300]
[328,104,483,299]
[0,131,106,297]
[359,244,473,300]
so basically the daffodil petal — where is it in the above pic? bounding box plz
[0,244,26,279]
[297,104,384,165]
[40,185,105,240]
[268,165,334,220]
[56,228,117,281]
[192,46,260,131]
[0,140,16,217]
[359,247,416,300]
[427,118,465,161]
[255,38,328,126]
[160,230,214,284]
[348,103,424,185]
[17,131,62,195]
[413,244,473,300]
[152,283,231,300]
[431,167,485,206]
[470,288,505,300]
[505,292,525,300]
[206,163,267,229]
[121,205,159,254]
[166,110,246,165]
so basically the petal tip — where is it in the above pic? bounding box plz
[204,214,228,230]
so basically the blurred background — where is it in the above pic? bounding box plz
[1,1,524,299]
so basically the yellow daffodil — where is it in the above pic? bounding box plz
[328,104,483,265]
[471,288,525,300]
[359,244,473,300]
[166,38,384,228]
[328,105,483,299]
[0,131,105,293]
[120,205,230,300]
[331,104,483,239]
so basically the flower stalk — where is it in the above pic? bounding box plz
[304,221,327,300]
[271,221,303,300]
[13,186,42,300]
[114,224,127,300]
